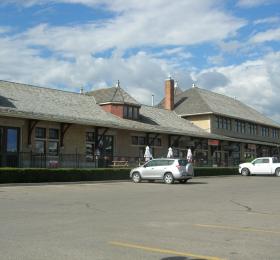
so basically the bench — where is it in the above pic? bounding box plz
[110,160,129,167]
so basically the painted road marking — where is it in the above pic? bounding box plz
[109,241,225,260]
[194,224,280,235]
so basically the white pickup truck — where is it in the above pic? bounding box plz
[239,157,280,176]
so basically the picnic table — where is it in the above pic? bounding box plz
[110,160,129,167]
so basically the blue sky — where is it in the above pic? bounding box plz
[0,0,279,123]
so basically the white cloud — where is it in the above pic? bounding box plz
[194,52,280,123]
[207,55,225,65]
[253,16,280,25]
[250,28,280,43]
[7,1,245,58]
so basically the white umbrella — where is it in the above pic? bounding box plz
[144,146,153,162]
[187,148,193,162]
[167,147,173,158]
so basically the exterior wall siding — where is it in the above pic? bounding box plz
[183,115,211,133]
[183,114,280,145]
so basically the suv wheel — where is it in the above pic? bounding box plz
[275,168,280,177]
[132,172,141,183]
[241,168,250,176]
[164,173,174,184]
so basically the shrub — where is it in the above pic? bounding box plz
[0,168,130,183]
[0,167,238,184]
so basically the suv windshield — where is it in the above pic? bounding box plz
[178,159,188,166]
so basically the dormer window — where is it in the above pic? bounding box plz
[124,105,139,120]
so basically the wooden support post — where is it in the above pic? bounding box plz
[149,133,160,146]
[28,119,38,145]
[171,135,181,147]
[146,133,150,146]
[60,123,71,148]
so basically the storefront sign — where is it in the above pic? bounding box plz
[208,139,220,146]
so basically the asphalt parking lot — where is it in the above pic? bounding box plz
[0,176,279,260]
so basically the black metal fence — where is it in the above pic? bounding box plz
[0,152,242,168]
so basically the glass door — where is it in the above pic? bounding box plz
[0,127,20,167]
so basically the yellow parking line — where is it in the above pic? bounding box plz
[194,224,280,235]
[109,241,225,260]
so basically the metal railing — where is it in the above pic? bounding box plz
[0,152,241,168]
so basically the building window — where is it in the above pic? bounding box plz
[248,123,257,135]
[48,141,58,155]
[86,132,95,142]
[261,126,269,137]
[35,127,46,139]
[124,105,139,120]
[124,106,128,118]
[48,128,59,155]
[138,136,145,145]
[133,107,138,119]
[86,132,95,161]
[131,136,146,146]
[215,116,231,130]
[35,140,46,154]
[6,128,19,153]
[235,120,246,133]
[272,129,279,139]
[149,137,162,147]
[131,136,138,145]
[35,127,59,155]
[49,128,59,140]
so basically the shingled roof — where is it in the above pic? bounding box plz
[158,87,280,128]
[87,86,140,106]
[0,80,278,146]
[0,80,215,138]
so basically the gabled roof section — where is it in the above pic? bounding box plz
[159,87,280,128]
[157,86,211,114]
[87,86,140,107]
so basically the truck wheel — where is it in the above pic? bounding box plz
[275,168,280,177]
[241,168,250,176]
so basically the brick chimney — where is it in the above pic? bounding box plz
[164,77,174,110]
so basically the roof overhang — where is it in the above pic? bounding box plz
[179,111,280,129]
[0,109,279,147]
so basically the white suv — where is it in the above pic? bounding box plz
[130,158,194,184]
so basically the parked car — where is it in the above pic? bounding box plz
[130,158,194,184]
[239,157,280,176]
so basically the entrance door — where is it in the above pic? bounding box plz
[0,127,20,167]
[213,151,222,166]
